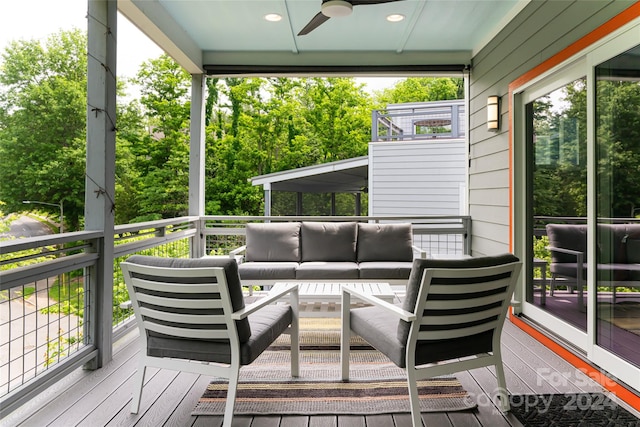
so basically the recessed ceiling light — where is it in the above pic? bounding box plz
[264,13,282,22]
[386,14,405,23]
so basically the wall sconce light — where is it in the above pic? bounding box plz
[487,95,500,131]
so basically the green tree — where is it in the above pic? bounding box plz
[376,77,463,105]
[130,55,191,220]
[0,29,88,230]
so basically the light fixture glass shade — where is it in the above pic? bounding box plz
[322,0,353,18]
[487,95,500,131]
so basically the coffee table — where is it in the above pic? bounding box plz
[271,282,395,317]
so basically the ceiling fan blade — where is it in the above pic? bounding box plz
[298,12,331,36]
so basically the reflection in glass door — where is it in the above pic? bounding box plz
[529,77,587,332]
[595,44,640,368]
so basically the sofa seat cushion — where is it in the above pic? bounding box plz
[300,222,357,262]
[357,223,413,262]
[238,262,298,280]
[296,262,359,279]
[358,261,412,279]
[147,304,292,365]
[245,222,301,262]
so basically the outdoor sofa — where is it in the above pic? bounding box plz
[546,223,640,308]
[229,221,427,289]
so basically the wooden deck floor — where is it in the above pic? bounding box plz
[4,307,638,427]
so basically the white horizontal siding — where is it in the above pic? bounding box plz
[369,140,466,217]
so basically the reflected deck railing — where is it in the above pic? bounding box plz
[0,214,470,417]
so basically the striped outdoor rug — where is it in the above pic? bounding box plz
[192,349,477,415]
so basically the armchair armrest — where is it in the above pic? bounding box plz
[229,245,247,263]
[412,245,428,259]
[232,283,299,320]
[342,285,415,322]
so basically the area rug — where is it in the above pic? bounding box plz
[509,393,640,426]
[598,301,640,336]
[270,317,373,350]
[191,349,477,416]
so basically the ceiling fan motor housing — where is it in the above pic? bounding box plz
[321,0,353,18]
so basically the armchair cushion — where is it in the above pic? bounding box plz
[245,222,301,262]
[357,223,413,262]
[300,221,357,262]
[124,255,251,343]
[350,305,406,366]
[146,304,291,365]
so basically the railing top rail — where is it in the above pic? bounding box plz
[0,230,103,253]
[200,215,471,222]
[114,216,199,234]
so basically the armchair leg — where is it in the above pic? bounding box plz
[130,363,146,414]
[494,359,510,412]
[406,370,422,427]
[223,370,240,427]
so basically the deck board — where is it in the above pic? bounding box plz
[7,302,637,427]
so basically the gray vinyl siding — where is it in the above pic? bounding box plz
[467,0,631,257]
[368,140,466,216]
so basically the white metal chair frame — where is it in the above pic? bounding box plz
[340,261,522,427]
[121,262,299,427]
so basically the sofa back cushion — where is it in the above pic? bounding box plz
[245,222,301,262]
[301,222,357,262]
[357,223,413,262]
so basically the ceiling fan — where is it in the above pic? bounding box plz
[298,0,404,36]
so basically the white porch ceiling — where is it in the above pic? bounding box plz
[118,0,529,75]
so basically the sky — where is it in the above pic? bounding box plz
[0,0,400,93]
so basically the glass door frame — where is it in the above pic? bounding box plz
[512,17,640,391]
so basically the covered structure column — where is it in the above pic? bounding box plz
[85,0,117,368]
[189,74,207,257]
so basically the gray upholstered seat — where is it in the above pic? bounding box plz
[341,254,522,427]
[121,255,299,427]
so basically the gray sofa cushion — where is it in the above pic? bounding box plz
[358,261,413,279]
[296,262,359,279]
[238,261,298,280]
[300,222,357,262]
[350,305,406,366]
[245,222,301,262]
[124,255,251,343]
[350,305,495,368]
[357,223,413,262]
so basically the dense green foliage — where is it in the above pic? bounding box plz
[0,30,465,229]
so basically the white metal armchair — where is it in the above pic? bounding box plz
[121,255,299,427]
[340,254,521,427]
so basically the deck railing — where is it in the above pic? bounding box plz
[0,214,470,416]
[371,100,466,142]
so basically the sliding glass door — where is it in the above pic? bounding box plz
[516,21,640,387]
[595,44,640,368]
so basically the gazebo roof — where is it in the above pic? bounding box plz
[251,156,368,193]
